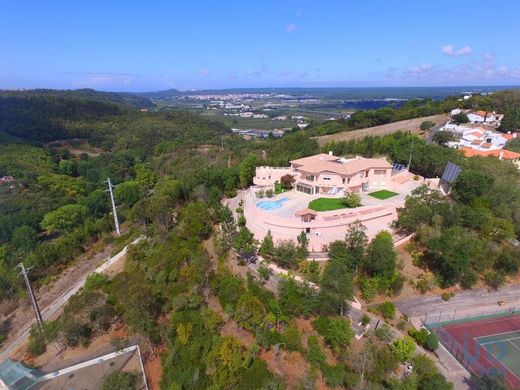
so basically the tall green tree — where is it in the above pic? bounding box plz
[320,256,354,316]
[239,155,262,188]
[362,231,396,278]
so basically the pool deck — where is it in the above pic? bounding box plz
[240,171,440,251]
[253,180,421,218]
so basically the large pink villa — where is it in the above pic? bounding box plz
[254,152,394,195]
[243,152,439,252]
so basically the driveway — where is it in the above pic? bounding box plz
[394,284,520,321]
[425,120,449,144]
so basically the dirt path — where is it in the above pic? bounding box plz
[0,242,113,355]
[315,113,450,145]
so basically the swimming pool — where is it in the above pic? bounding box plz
[256,197,289,211]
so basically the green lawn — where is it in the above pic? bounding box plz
[274,182,287,195]
[308,198,348,211]
[368,190,398,200]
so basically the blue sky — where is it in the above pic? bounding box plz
[1,0,519,91]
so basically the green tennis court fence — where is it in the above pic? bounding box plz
[423,306,519,329]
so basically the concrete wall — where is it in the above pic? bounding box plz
[253,167,292,186]
[244,189,402,252]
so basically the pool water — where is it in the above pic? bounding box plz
[256,197,289,211]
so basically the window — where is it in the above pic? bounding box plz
[305,175,315,181]
[306,227,311,233]
[323,177,331,181]
[374,169,387,175]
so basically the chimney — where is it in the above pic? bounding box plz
[499,150,504,160]
[328,151,333,156]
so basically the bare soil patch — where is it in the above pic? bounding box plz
[260,349,309,389]
[316,113,450,145]
[46,138,103,157]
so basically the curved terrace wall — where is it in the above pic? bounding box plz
[244,189,403,252]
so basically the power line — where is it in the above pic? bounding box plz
[105,177,121,236]
[17,262,43,329]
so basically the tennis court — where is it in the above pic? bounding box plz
[426,311,520,389]
[476,330,520,379]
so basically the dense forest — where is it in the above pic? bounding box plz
[2,89,519,389]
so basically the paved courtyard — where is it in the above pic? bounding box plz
[252,178,424,218]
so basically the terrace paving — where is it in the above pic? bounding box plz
[252,179,422,218]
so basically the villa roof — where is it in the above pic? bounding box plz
[472,110,491,117]
[467,131,484,137]
[290,154,392,176]
[295,208,318,216]
[290,153,339,166]
[459,147,520,160]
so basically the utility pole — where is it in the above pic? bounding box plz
[105,177,121,236]
[18,262,43,329]
[407,138,414,171]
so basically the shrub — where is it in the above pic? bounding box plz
[374,323,393,342]
[256,329,283,348]
[312,316,354,353]
[321,364,347,387]
[236,207,244,214]
[307,336,326,367]
[236,359,276,390]
[426,333,439,351]
[256,189,265,198]
[84,273,110,291]
[376,302,396,319]
[409,327,439,351]
[361,314,371,326]
[27,326,46,356]
[415,276,434,294]
[342,192,362,208]
[390,274,406,295]
[102,371,141,390]
[441,292,454,301]
[484,271,506,289]
[409,327,428,345]
[257,263,270,282]
[359,276,378,301]
[392,336,416,363]
[282,326,303,352]
[265,189,274,198]
[420,120,435,131]
[64,321,92,347]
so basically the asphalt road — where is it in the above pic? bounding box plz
[394,284,520,320]
[0,236,144,363]
[425,120,449,144]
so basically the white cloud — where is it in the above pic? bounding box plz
[406,64,433,77]
[441,44,472,57]
[279,70,293,77]
[285,23,296,33]
[198,69,209,77]
[244,69,263,78]
[65,72,138,88]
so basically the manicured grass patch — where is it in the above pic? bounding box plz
[308,198,348,211]
[274,182,287,195]
[368,190,398,200]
